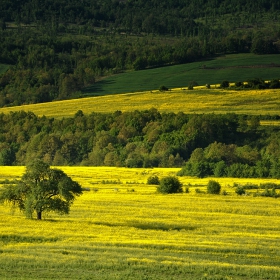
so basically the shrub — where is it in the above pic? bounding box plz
[259,187,279,198]
[269,79,280,89]
[157,176,183,194]
[259,183,280,190]
[235,81,243,87]
[207,180,221,194]
[147,175,160,185]
[220,80,229,88]
[188,81,198,90]
[235,186,246,195]
[159,85,168,92]
[195,188,205,194]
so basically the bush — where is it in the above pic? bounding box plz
[220,80,229,88]
[256,187,280,198]
[207,180,221,194]
[159,85,168,92]
[235,81,243,87]
[188,81,198,90]
[157,176,183,194]
[195,188,205,194]
[147,175,160,185]
[235,186,246,195]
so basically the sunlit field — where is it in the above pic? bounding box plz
[1,167,280,279]
[0,88,280,118]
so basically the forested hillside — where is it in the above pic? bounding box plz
[0,0,280,106]
[1,109,280,178]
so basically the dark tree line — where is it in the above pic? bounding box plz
[1,109,280,178]
[0,0,280,107]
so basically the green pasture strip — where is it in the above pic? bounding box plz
[1,88,280,118]
[0,167,280,280]
[83,54,280,96]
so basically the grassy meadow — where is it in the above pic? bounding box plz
[1,88,280,118]
[83,53,280,96]
[1,167,280,279]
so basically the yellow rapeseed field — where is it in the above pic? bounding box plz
[0,88,280,118]
[0,167,280,279]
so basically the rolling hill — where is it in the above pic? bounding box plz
[82,54,280,96]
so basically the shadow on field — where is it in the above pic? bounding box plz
[93,221,196,231]
[82,79,116,96]
[0,234,58,244]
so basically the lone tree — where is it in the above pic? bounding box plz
[0,160,83,220]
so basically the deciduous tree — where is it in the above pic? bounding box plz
[0,160,82,219]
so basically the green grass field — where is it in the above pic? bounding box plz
[0,167,280,280]
[83,53,280,96]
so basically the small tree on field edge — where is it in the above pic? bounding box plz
[157,176,183,194]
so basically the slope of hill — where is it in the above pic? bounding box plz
[1,88,280,118]
[0,0,280,107]
[83,54,280,96]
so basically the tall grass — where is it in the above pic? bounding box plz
[0,167,280,279]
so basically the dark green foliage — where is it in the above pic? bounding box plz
[207,180,221,194]
[188,81,198,90]
[147,175,160,185]
[0,159,82,219]
[269,79,280,89]
[247,78,267,89]
[1,110,280,179]
[157,176,183,194]
[259,183,280,190]
[235,186,246,195]
[0,1,280,107]
[220,80,230,88]
[257,187,280,198]
[159,85,169,92]
[235,81,243,87]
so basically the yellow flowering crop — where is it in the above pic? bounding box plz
[0,88,280,118]
[0,167,280,279]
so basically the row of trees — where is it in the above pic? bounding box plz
[1,109,280,178]
[1,0,280,31]
[177,141,280,178]
[220,78,280,89]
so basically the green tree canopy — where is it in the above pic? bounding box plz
[0,160,83,219]
[157,176,183,194]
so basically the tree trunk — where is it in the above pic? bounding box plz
[37,211,42,220]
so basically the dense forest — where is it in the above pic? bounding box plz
[1,109,280,178]
[0,0,280,106]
